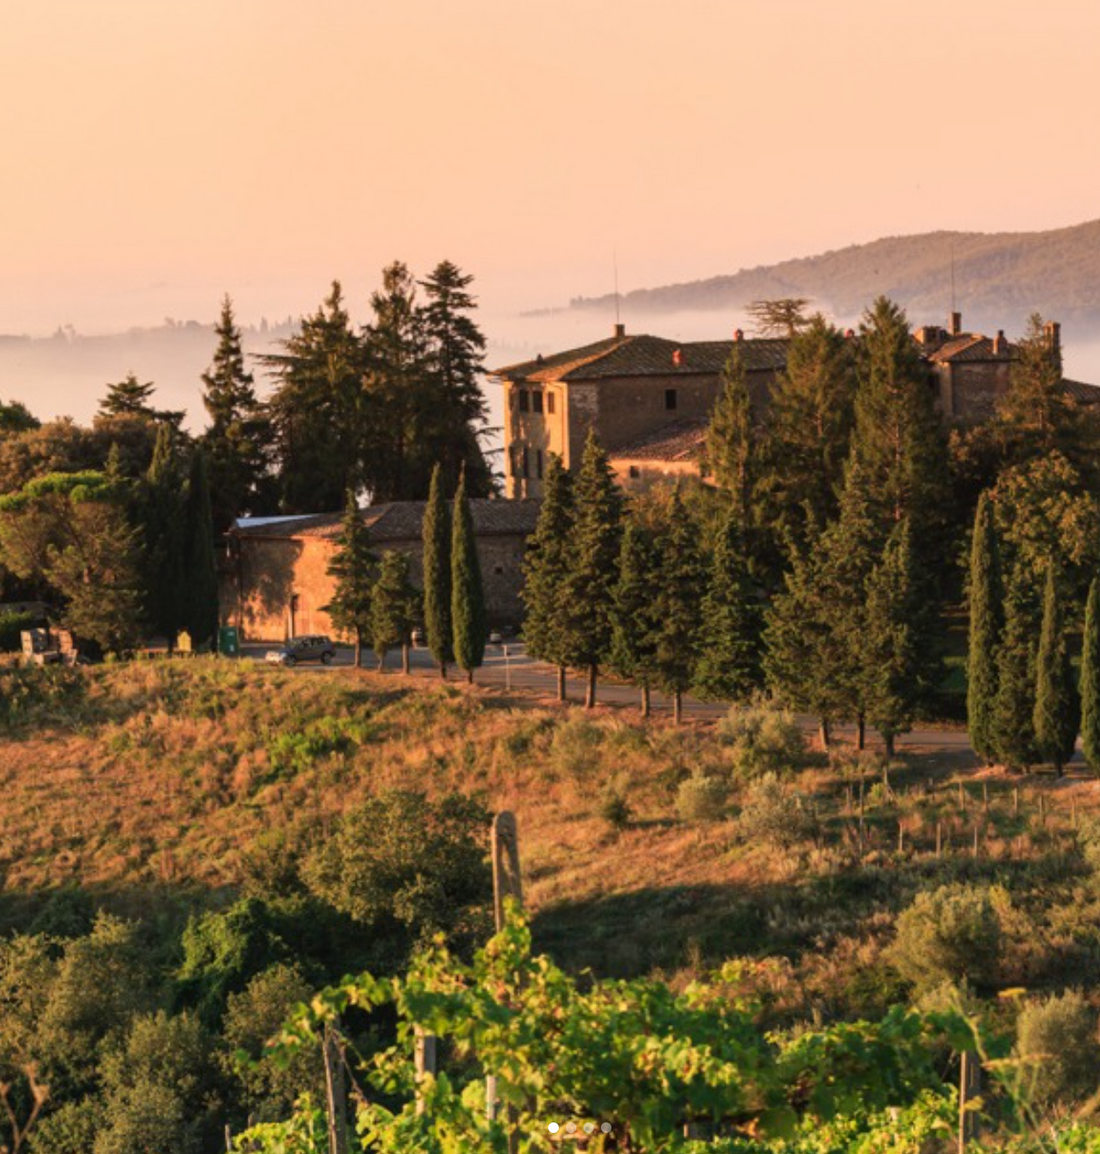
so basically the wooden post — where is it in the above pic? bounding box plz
[323,1022,349,1154]
[958,1050,981,1151]
[415,1027,438,1117]
[897,821,904,855]
[936,822,942,858]
[972,824,980,859]
[982,783,989,813]
[958,781,965,811]
[1072,798,1078,830]
[490,813,524,1152]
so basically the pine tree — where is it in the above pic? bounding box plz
[651,488,706,723]
[966,493,1004,765]
[324,490,377,667]
[419,261,493,496]
[997,313,1073,459]
[1081,578,1100,773]
[848,297,948,545]
[139,423,186,647]
[1033,566,1079,775]
[182,449,219,650]
[704,345,755,525]
[559,431,623,708]
[422,464,453,678]
[757,315,855,538]
[992,568,1041,772]
[520,453,574,701]
[99,373,157,419]
[692,502,761,703]
[451,468,487,684]
[370,550,419,673]
[201,294,272,530]
[264,282,365,513]
[861,519,937,756]
[362,262,432,501]
[609,518,661,717]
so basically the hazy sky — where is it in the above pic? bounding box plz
[3,0,1100,336]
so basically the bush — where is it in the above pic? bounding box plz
[1017,990,1100,1110]
[677,773,729,822]
[718,703,803,778]
[549,714,604,779]
[888,884,1004,994]
[735,772,817,849]
[599,785,633,830]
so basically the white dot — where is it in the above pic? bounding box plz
[601,1122,612,1133]
[566,1121,577,1133]
[548,1122,559,1133]
[583,1122,595,1133]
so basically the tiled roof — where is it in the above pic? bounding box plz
[609,418,709,462]
[493,334,788,383]
[929,334,1017,363]
[234,499,542,541]
[1063,378,1100,404]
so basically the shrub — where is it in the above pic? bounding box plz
[599,785,633,830]
[1017,990,1100,1110]
[677,773,729,822]
[718,703,803,778]
[549,713,604,779]
[735,772,817,849]
[266,715,375,776]
[888,884,1004,994]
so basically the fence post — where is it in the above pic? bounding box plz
[490,812,524,1153]
[415,1028,438,1117]
[958,1050,981,1152]
[323,1022,349,1154]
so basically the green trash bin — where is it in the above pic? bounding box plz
[218,626,240,657]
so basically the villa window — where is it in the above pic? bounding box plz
[665,388,678,411]
[532,391,543,414]
[519,389,529,413]
[546,391,556,414]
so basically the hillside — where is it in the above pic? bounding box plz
[3,658,1099,992]
[563,219,1100,335]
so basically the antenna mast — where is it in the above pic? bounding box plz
[950,239,956,316]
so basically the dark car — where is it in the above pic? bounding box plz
[265,634,336,667]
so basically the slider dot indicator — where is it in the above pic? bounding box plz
[601,1122,613,1133]
[565,1121,577,1133]
[547,1122,559,1134]
[583,1122,595,1134]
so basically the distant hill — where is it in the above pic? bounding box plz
[561,220,1100,335]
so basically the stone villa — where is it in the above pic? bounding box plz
[492,313,1099,496]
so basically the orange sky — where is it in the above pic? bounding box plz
[3,0,1100,335]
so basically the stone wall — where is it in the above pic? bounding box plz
[225,531,530,643]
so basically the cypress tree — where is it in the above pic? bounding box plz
[758,314,856,539]
[861,519,937,757]
[704,345,755,525]
[966,493,1004,765]
[559,431,623,708]
[422,464,453,678]
[848,296,948,546]
[609,518,661,717]
[520,453,574,700]
[1033,566,1079,775]
[692,502,761,703]
[201,294,272,530]
[324,490,376,666]
[652,487,706,723]
[371,550,419,673]
[451,468,487,683]
[140,423,186,647]
[1082,577,1100,773]
[182,449,219,650]
[992,568,1041,772]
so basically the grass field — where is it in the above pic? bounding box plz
[2,656,1099,1020]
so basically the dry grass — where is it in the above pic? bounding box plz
[3,657,1100,994]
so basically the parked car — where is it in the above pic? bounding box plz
[411,627,426,647]
[488,630,503,644]
[265,635,336,667]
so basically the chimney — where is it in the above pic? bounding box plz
[844,328,855,339]
[733,328,744,341]
[1044,321,1061,354]
[613,323,625,338]
[949,311,962,336]
[672,348,683,367]
[992,330,1005,355]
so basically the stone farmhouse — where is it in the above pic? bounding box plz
[223,499,540,643]
[493,313,1100,496]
